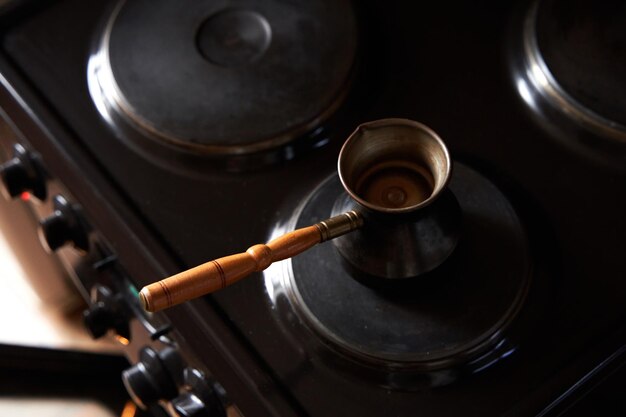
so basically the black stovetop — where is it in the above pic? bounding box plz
[0,0,625,416]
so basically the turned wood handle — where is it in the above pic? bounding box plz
[139,211,362,312]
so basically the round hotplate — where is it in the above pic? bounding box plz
[534,0,626,127]
[271,163,532,376]
[518,0,626,150]
[93,0,357,155]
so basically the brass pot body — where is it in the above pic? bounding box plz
[333,119,461,279]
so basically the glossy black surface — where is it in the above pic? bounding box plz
[0,0,625,416]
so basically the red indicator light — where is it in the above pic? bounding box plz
[20,191,31,201]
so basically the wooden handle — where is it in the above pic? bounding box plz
[139,211,362,312]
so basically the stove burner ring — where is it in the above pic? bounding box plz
[519,0,626,144]
[88,0,357,156]
[266,164,533,386]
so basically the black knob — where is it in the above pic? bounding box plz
[83,303,114,339]
[172,393,214,417]
[0,143,46,200]
[122,347,185,410]
[39,195,90,252]
[83,286,130,341]
[172,368,226,417]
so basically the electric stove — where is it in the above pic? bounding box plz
[0,0,625,416]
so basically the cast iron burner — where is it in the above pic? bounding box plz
[89,0,357,156]
[515,0,626,168]
[534,0,626,127]
[266,163,533,387]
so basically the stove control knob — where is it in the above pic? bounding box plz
[171,368,226,417]
[83,303,117,339]
[122,347,185,410]
[0,143,47,200]
[83,285,130,341]
[39,195,90,252]
[172,393,220,417]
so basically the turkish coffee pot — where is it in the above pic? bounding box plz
[140,118,461,312]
